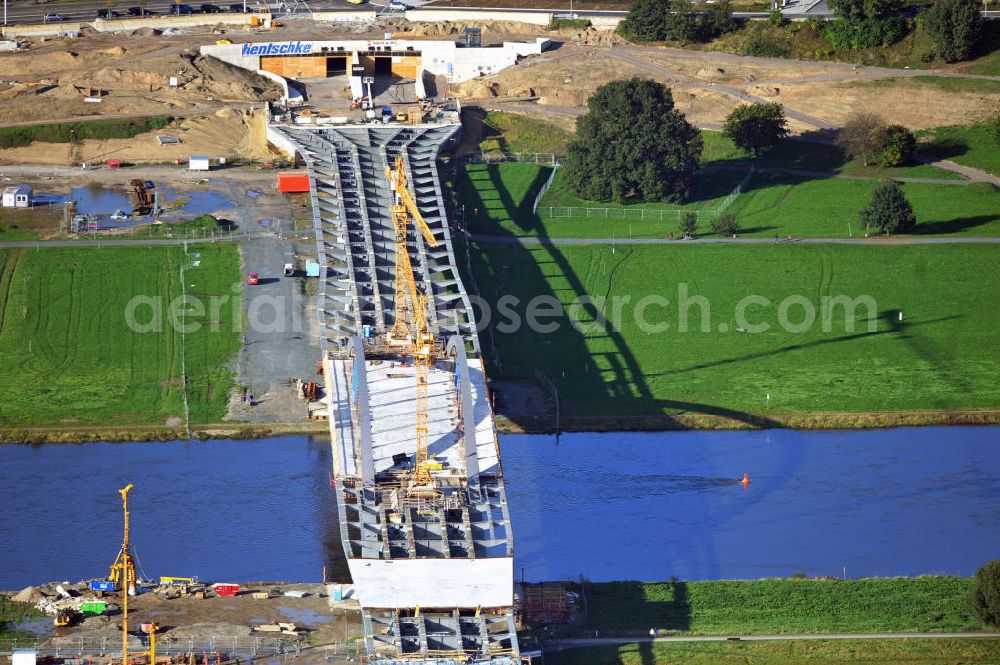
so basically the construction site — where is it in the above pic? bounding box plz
[2,4,1000,665]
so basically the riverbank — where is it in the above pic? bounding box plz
[0,421,329,444]
[495,408,1000,434]
[552,578,987,638]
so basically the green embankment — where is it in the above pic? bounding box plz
[470,242,1000,421]
[545,638,1000,665]
[0,244,241,427]
[0,116,174,149]
[477,110,575,156]
[572,579,984,637]
[916,123,1000,176]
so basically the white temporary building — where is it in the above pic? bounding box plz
[2,185,32,208]
[189,156,211,171]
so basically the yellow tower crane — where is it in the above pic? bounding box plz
[384,156,439,494]
[109,483,136,665]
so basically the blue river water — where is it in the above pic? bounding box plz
[1,427,998,590]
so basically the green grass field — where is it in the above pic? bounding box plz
[457,160,999,240]
[568,578,983,637]
[726,176,1000,238]
[0,245,241,427]
[470,242,1000,419]
[916,123,1000,176]
[545,638,1000,665]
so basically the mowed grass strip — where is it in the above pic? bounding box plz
[0,245,240,427]
[471,242,1000,418]
[545,638,1000,665]
[574,579,984,637]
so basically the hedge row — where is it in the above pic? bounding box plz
[0,116,173,149]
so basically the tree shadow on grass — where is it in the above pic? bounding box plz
[910,214,997,235]
[919,138,969,162]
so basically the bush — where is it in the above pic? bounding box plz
[743,33,789,57]
[967,560,1000,628]
[551,17,592,29]
[679,211,698,237]
[0,117,173,150]
[768,8,785,26]
[873,124,915,167]
[823,16,907,48]
[711,213,740,236]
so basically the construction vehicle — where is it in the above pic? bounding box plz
[159,576,196,586]
[53,607,79,627]
[384,156,439,495]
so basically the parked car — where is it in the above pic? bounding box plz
[247,272,260,285]
[126,6,155,15]
[43,13,68,22]
[386,1,410,10]
[200,3,222,12]
[96,9,122,18]
[169,3,195,13]
[228,2,245,11]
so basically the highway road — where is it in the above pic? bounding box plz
[0,0,367,26]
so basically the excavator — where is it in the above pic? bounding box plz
[384,156,439,496]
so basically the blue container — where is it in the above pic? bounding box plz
[333,585,343,601]
[90,581,115,592]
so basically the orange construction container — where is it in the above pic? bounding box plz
[277,172,310,193]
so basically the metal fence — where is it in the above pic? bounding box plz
[531,163,560,215]
[0,635,331,659]
[461,152,558,166]
[537,165,756,225]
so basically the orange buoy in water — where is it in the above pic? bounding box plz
[741,472,749,487]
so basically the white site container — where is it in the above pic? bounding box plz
[2,185,32,208]
[189,156,210,171]
[12,649,37,665]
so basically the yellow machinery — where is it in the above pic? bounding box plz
[158,576,195,586]
[53,607,78,627]
[109,483,136,665]
[384,156,439,494]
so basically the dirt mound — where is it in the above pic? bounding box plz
[696,67,726,79]
[749,85,780,97]
[132,27,161,37]
[555,26,625,46]
[103,46,128,57]
[387,18,547,39]
[12,586,45,603]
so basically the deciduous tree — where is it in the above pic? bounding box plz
[679,211,698,237]
[563,78,703,204]
[838,112,887,167]
[924,0,983,63]
[723,102,789,157]
[619,0,668,41]
[968,560,1000,628]
[711,213,740,236]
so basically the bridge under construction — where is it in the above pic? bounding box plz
[271,123,520,665]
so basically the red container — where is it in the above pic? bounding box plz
[277,172,310,193]
[212,583,241,597]
[107,159,122,168]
